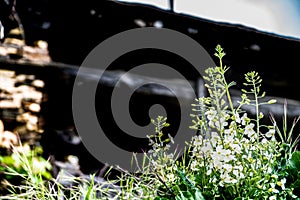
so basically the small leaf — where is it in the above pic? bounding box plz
[290,151,300,170]
[194,188,205,200]
[291,178,300,189]
[177,169,194,189]
[84,174,95,200]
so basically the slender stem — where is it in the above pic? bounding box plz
[253,82,260,142]
[219,57,235,113]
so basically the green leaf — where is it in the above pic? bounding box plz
[175,191,192,200]
[194,188,205,200]
[1,155,16,166]
[174,189,205,200]
[292,178,300,189]
[154,197,170,200]
[290,151,300,171]
[42,171,52,180]
[84,174,95,200]
[177,169,194,189]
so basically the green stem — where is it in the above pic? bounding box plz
[253,82,260,142]
[219,57,235,114]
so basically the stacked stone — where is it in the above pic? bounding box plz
[0,69,44,147]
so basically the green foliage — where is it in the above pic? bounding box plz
[114,44,300,200]
[0,144,52,181]
[108,45,299,200]
[186,45,299,199]
[0,141,52,196]
[1,44,300,200]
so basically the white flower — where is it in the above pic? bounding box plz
[223,149,235,162]
[233,112,241,124]
[165,144,171,150]
[211,132,220,146]
[148,148,159,157]
[205,109,217,120]
[166,173,176,182]
[233,169,239,177]
[261,138,268,144]
[193,135,203,147]
[222,163,233,173]
[259,112,264,119]
[241,137,250,144]
[269,183,279,193]
[230,143,242,154]
[233,165,245,180]
[263,152,273,160]
[221,172,237,184]
[269,195,277,200]
[192,148,202,158]
[215,119,228,129]
[271,174,278,179]
[213,157,223,170]
[277,178,286,190]
[235,164,243,171]
[245,123,256,138]
[211,177,217,183]
[208,120,215,128]
[241,113,248,125]
[267,167,272,174]
[224,134,234,145]
[266,129,275,138]
[214,145,226,160]
[232,169,245,179]
[190,160,198,171]
[201,143,213,157]
[219,180,224,187]
[206,169,212,175]
[224,127,236,136]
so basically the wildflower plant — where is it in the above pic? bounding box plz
[186,45,300,199]
[117,45,300,200]
[187,45,300,199]
[1,45,300,200]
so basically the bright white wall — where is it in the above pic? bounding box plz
[117,0,300,39]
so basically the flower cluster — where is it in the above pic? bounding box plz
[184,45,299,199]
[189,108,288,197]
[147,117,175,170]
[109,45,300,200]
